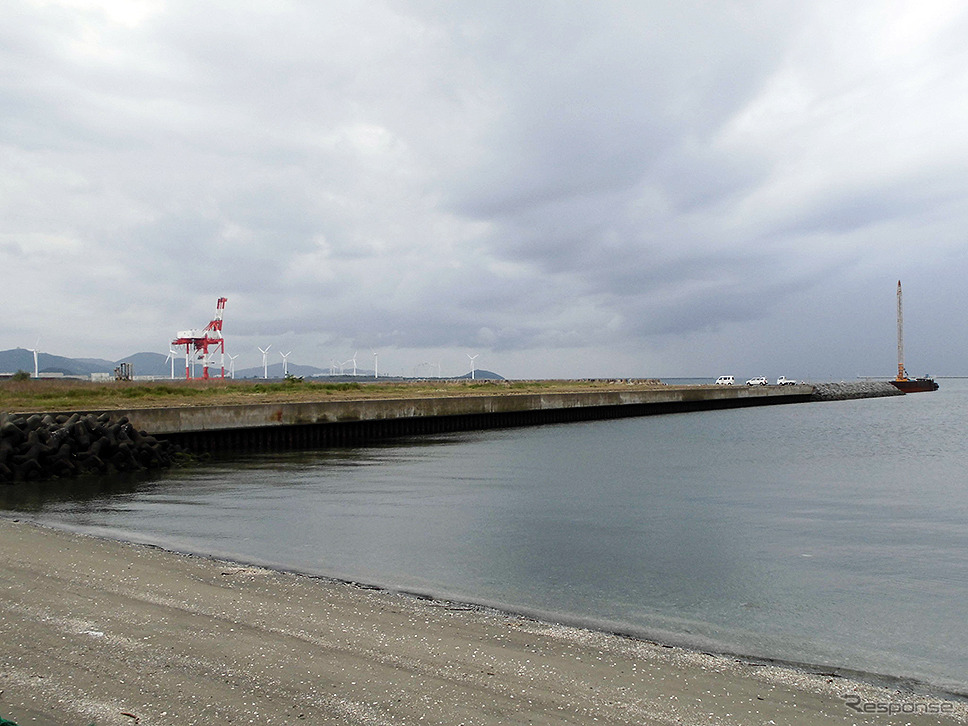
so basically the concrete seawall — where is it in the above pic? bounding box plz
[112,384,816,453]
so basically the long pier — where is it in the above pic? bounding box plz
[114,384,815,454]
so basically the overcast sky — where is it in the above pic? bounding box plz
[3,1,967,379]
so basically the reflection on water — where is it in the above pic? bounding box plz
[6,383,968,693]
[0,469,155,513]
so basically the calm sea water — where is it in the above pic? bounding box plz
[4,380,968,693]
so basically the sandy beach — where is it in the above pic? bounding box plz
[0,518,964,726]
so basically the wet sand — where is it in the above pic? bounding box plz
[1,518,964,725]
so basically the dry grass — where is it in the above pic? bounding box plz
[0,377,669,414]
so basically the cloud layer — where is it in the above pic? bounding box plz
[3,0,967,379]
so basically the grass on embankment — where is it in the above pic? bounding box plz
[0,377,668,414]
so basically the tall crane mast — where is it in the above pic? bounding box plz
[896,280,907,382]
[889,280,938,392]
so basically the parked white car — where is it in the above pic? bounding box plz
[746,376,768,386]
[715,375,735,385]
[776,376,797,385]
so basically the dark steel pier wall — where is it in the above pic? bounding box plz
[113,385,814,454]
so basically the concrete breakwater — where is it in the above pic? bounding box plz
[114,384,816,454]
[4,382,910,481]
[3,385,811,482]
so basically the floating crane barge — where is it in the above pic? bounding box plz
[890,281,938,393]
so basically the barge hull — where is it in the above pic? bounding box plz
[889,378,939,393]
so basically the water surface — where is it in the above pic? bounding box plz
[5,380,967,693]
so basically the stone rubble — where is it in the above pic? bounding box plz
[0,410,178,484]
[810,381,904,401]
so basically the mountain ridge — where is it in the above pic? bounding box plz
[0,349,503,380]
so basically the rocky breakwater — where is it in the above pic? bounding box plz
[810,380,905,401]
[0,411,179,484]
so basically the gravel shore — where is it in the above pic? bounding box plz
[1,518,964,725]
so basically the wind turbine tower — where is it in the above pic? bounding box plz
[371,350,378,379]
[26,341,39,378]
[467,353,479,380]
[259,345,271,379]
[280,350,292,377]
[228,353,239,379]
[165,348,179,379]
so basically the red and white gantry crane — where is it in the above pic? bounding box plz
[171,297,227,380]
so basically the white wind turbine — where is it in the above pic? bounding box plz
[165,348,179,379]
[467,353,479,380]
[371,349,378,379]
[27,339,40,378]
[339,352,358,376]
[258,345,271,379]
[280,350,292,377]
[228,353,239,379]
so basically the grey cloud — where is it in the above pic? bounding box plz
[431,3,796,214]
[2,1,968,378]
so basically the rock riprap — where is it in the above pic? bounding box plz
[0,411,177,483]
[810,381,905,401]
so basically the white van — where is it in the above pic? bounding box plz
[715,375,735,385]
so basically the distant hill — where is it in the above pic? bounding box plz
[0,348,199,378]
[116,352,172,377]
[1,348,503,381]
[0,348,329,380]
[234,362,327,379]
[0,348,114,376]
[455,369,504,380]
[73,357,118,372]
